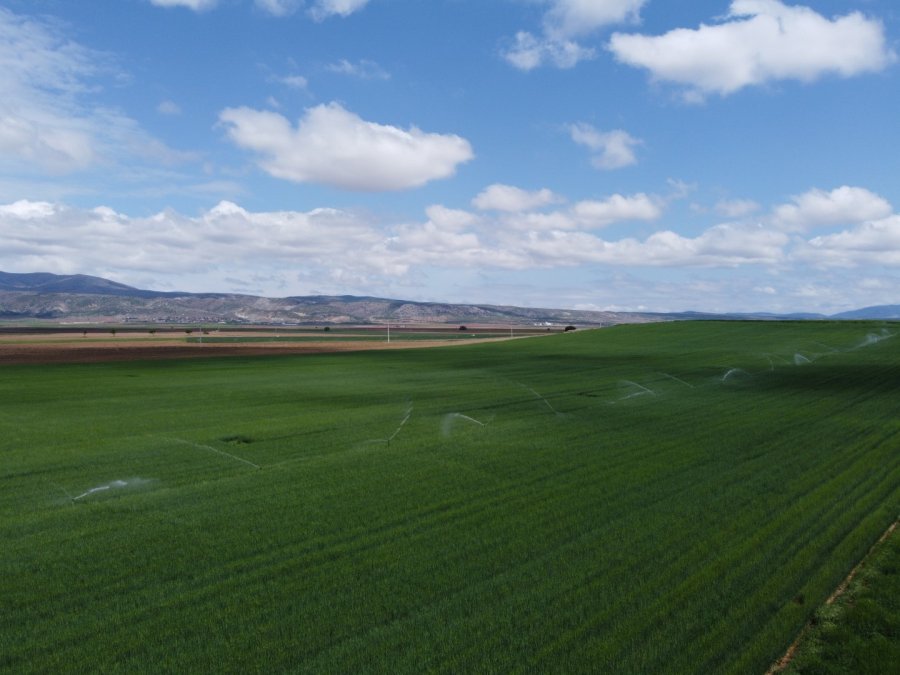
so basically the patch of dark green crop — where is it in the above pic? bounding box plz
[219,434,254,445]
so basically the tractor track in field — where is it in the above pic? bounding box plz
[766,519,898,674]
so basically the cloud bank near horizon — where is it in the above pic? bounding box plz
[1,182,896,311]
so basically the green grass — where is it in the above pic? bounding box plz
[0,321,897,673]
[785,523,899,674]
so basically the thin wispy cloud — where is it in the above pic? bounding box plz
[326,59,390,80]
[308,0,370,21]
[149,0,219,10]
[715,199,760,219]
[276,74,308,89]
[254,0,301,17]
[150,0,369,17]
[0,8,190,173]
[569,123,642,170]
[504,0,647,70]
[157,100,182,116]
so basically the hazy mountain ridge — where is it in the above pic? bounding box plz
[831,305,900,320]
[0,290,652,326]
[0,272,649,325]
[0,272,894,325]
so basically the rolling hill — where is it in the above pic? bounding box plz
[0,271,894,325]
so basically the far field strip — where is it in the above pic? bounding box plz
[0,331,536,365]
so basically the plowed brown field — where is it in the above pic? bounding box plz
[0,333,507,365]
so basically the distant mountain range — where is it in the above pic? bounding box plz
[0,271,896,325]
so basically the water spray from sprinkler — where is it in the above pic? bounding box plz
[721,368,749,383]
[517,382,559,415]
[441,412,487,437]
[656,372,694,388]
[170,438,261,470]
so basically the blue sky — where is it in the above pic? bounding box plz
[1,0,899,313]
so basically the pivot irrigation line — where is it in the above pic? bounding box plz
[365,402,415,446]
[73,482,122,501]
[440,412,487,437]
[450,413,485,426]
[517,382,560,415]
[620,380,657,397]
[169,437,261,470]
[386,409,412,445]
[656,372,694,388]
[49,481,75,502]
[721,368,749,383]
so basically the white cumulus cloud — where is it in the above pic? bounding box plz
[517,222,786,267]
[0,199,386,279]
[0,199,59,219]
[543,0,647,39]
[424,205,479,230]
[608,0,896,99]
[0,191,803,300]
[472,184,562,212]
[799,216,900,267]
[488,192,662,231]
[569,123,642,170]
[218,102,474,191]
[772,186,893,232]
[571,193,661,227]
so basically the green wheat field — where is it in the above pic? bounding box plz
[1,321,897,673]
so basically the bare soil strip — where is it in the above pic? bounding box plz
[0,336,511,365]
[766,519,899,674]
